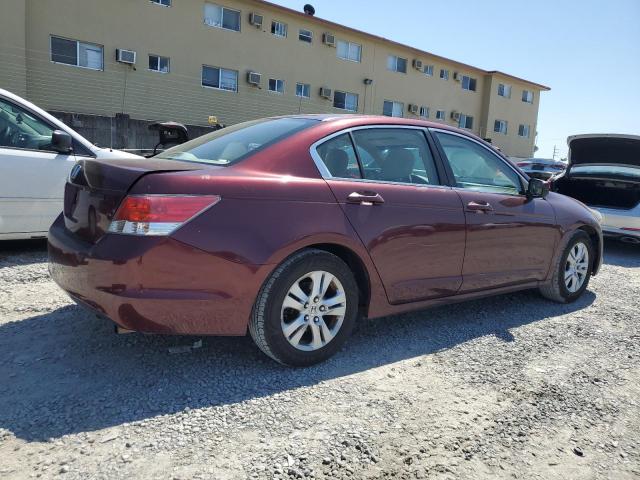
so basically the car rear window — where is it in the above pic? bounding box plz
[156,117,318,166]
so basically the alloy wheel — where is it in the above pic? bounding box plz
[280,270,347,351]
[564,242,589,293]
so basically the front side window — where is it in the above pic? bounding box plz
[296,82,310,98]
[203,3,240,31]
[271,20,287,37]
[518,124,531,137]
[299,29,313,43]
[268,78,285,94]
[149,54,170,73]
[458,114,474,130]
[461,75,477,91]
[202,65,238,92]
[382,100,404,118]
[351,128,440,185]
[440,69,449,80]
[494,119,508,134]
[387,55,407,73]
[498,83,511,98]
[51,36,103,70]
[334,91,358,112]
[337,40,362,62]
[157,117,318,166]
[0,97,55,151]
[435,131,522,195]
[316,133,361,179]
[522,90,534,103]
[423,65,434,76]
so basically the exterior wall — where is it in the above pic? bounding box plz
[1,0,546,156]
[0,0,27,97]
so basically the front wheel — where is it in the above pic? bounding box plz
[249,249,359,366]
[539,230,594,303]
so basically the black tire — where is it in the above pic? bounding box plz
[249,249,359,367]
[539,230,594,303]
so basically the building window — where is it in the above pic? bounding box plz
[461,75,477,91]
[299,29,313,43]
[202,65,238,91]
[440,69,449,80]
[494,119,508,134]
[334,91,358,111]
[271,20,287,37]
[50,36,103,70]
[436,110,446,120]
[148,54,170,73]
[498,83,511,98]
[522,90,534,103]
[268,78,285,94]
[423,65,434,76]
[383,100,404,117]
[337,40,362,62]
[459,114,474,130]
[419,106,429,118]
[387,55,407,73]
[203,3,240,31]
[150,0,171,6]
[296,82,311,98]
[518,124,531,137]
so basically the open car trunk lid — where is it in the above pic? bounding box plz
[568,134,640,169]
[63,157,206,243]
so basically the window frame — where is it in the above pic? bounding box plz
[423,64,434,77]
[435,110,446,121]
[337,40,362,63]
[430,128,527,196]
[458,114,474,130]
[497,83,512,98]
[382,100,404,118]
[201,65,238,92]
[419,106,429,119]
[333,90,359,112]
[148,54,170,73]
[522,90,534,103]
[298,28,313,43]
[295,82,311,98]
[50,35,104,71]
[439,69,449,80]
[271,20,288,38]
[387,55,408,73]
[461,75,477,92]
[518,124,531,138]
[494,119,508,135]
[309,125,449,188]
[268,78,285,94]
[150,0,171,6]
[203,2,241,32]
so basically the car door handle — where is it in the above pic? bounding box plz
[347,191,385,206]
[466,201,494,212]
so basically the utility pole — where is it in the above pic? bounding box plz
[552,145,559,160]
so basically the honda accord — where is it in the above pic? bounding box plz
[48,115,603,366]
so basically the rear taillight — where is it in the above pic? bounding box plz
[108,195,220,236]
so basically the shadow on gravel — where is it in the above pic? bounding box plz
[0,288,595,442]
[602,239,640,268]
[0,239,47,266]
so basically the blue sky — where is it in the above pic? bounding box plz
[271,0,640,159]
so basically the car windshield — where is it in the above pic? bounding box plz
[570,164,640,179]
[156,117,318,166]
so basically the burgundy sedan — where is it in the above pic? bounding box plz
[49,116,602,366]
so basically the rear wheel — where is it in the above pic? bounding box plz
[539,230,593,303]
[249,249,359,366]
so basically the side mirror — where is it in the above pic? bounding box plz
[51,130,73,154]
[527,178,549,199]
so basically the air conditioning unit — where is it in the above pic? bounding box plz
[412,59,423,71]
[116,49,136,65]
[408,104,419,115]
[249,12,263,28]
[247,71,262,86]
[450,111,460,121]
[319,87,332,99]
[453,72,461,81]
[323,33,336,47]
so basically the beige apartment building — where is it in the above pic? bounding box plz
[0,0,549,157]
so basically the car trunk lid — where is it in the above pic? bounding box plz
[63,157,208,243]
[568,134,640,169]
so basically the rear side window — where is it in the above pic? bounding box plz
[156,117,317,165]
[351,128,439,185]
[316,134,361,178]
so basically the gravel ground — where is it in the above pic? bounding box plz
[0,239,639,479]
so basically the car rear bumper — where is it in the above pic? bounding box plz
[587,205,640,244]
[48,214,272,335]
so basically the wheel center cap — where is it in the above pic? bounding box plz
[310,305,317,314]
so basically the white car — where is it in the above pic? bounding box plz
[0,88,141,240]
